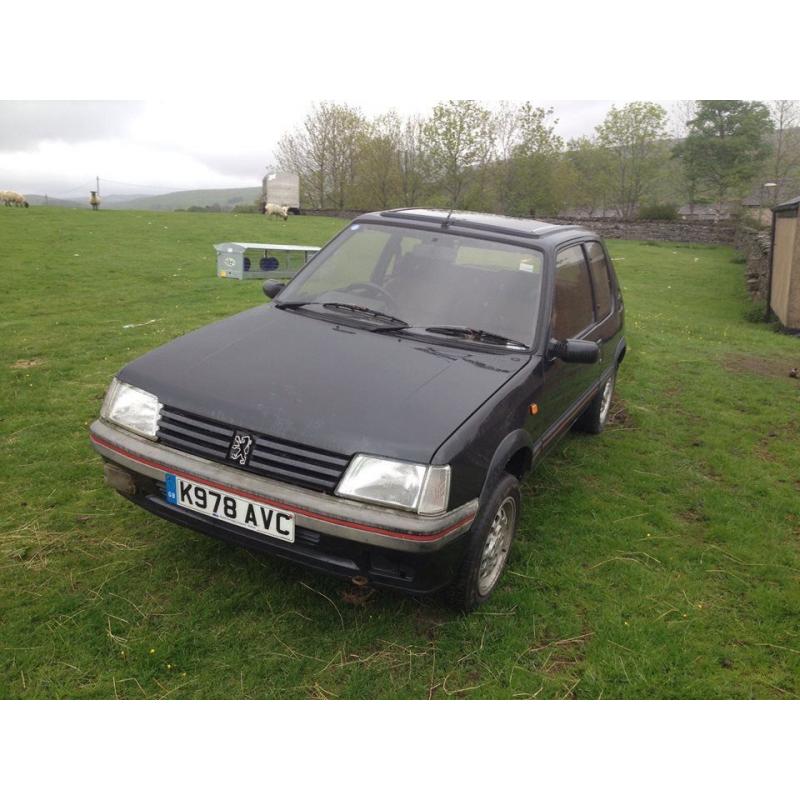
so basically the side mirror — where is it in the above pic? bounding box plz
[550,338,601,364]
[263,279,284,299]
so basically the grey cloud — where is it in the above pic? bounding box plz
[0,101,145,150]
[194,150,271,182]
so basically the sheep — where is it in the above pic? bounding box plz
[2,190,29,207]
[90,191,101,210]
[264,203,288,221]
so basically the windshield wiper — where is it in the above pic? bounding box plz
[421,325,528,350]
[275,300,408,328]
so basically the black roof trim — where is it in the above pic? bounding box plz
[773,196,800,213]
[378,209,583,240]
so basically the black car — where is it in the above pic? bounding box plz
[91,209,626,610]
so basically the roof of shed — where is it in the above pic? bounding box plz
[773,196,800,213]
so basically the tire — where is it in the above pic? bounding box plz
[574,367,616,434]
[446,473,520,612]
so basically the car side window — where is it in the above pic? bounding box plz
[585,242,613,320]
[552,245,595,340]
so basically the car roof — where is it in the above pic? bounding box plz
[353,208,598,249]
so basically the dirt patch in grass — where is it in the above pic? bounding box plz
[411,605,452,642]
[520,631,593,679]
[9,358,44,369]
[755,423,800,464]
[607,398,634,428]
[721,353,798,380]
[680,506,711,525]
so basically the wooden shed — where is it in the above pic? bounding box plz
[768,196,800,329]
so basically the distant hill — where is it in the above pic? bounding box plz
[23,187,263,211]
[25,195,84,208]
[102,193,151,205]
[108,187,262,211]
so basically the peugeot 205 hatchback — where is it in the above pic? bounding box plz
[91,209,626,610]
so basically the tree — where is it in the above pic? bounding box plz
[488,101,523,213]
[673,100,773,214]
[560,136,615,216]
[398,115,429,206]
[595,102,668,219]
[667,101,699,210]
[327,104,367,209]
[503,104,563,215]
[669,100,697,141]
[423,100,494,207]
[488,103,563,215]
[768,100,800,204]
[352,111,403,209]
[276,102,367,209]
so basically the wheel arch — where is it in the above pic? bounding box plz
[615,336,627,365]
[479,429,534,506]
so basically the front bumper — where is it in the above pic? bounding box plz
[89,419,478,593]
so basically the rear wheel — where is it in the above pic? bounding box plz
[446,474,520,612]
[575,368,616,434]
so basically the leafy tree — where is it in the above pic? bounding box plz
[768,100,800,204]
[490,103,563,215]
[398,115,429,206]
[673,100,773,213]
[667,101,700,209]
[276,102,367,209]
[561,136,614,215]
[424,100,494,207]
[353,111,404,210]
[596,102,669,219]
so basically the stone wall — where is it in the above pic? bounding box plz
[301,209,738,245]
[734,226,772,301]
[301,209,363,220]
[537,216,737,246]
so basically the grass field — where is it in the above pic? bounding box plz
[1,207,799,699]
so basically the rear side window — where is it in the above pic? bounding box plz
[552,245,595,340]
[585,242,613,319]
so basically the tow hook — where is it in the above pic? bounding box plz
[351,575,369,588]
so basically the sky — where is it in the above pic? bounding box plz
[0,100,625,198]
[3,0,794,200]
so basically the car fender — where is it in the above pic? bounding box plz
[478,428,535,507]
[614,335,628,364]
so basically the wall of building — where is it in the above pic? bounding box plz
[770,216,800,327]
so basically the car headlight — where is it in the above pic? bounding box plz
[336,455,450,515]
[101,378,162,439]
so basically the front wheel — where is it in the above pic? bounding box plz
[446,473,520,612]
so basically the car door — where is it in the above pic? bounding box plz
[538,242,603,446]
[583,240,621,365]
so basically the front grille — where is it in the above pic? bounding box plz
[157,405,350,493]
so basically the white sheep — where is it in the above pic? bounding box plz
[264,203,288,221]
[2,190,29,207]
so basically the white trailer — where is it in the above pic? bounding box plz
[263,173,300,214]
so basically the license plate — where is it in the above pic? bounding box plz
[165,474,295,543]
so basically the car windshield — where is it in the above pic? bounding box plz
[276,222,544,348]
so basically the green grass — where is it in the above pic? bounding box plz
[1,207,799,699]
